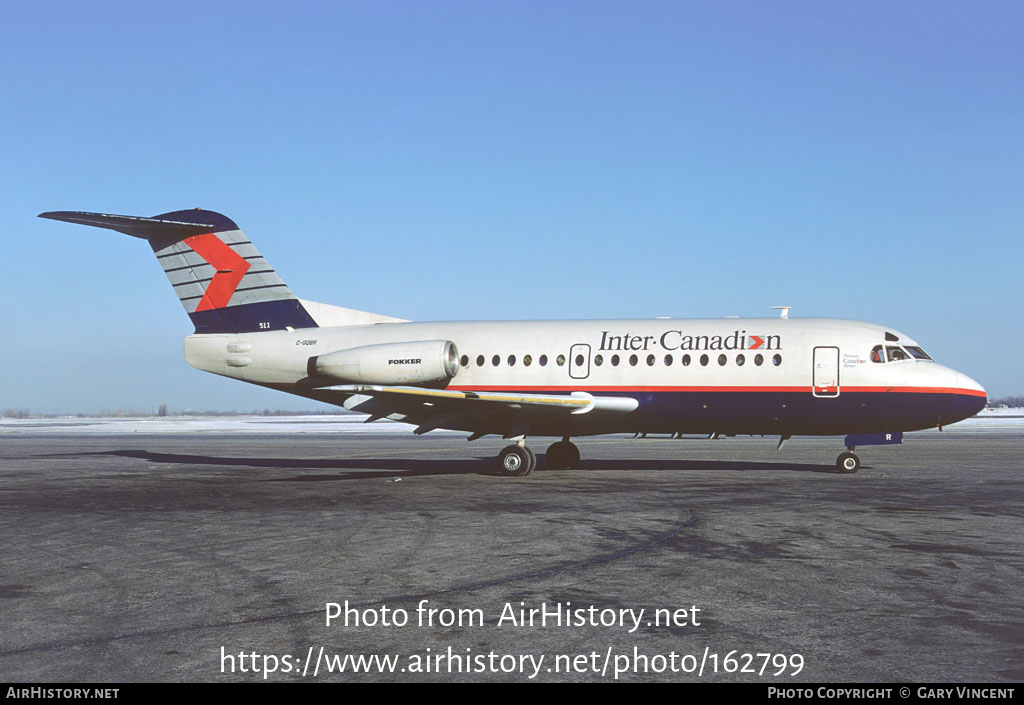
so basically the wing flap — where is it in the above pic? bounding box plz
[334,385,638,415]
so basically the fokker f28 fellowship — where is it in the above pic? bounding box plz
[40,209,987,475]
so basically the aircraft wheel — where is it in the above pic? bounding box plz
[499,445,535,476]
[545,440,581,470]
[523,445,537,474]
[836,451,861,474]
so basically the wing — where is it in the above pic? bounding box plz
[327,384,638,437]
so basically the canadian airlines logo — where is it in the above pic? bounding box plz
[184,233,251,311]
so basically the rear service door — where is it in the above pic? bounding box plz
[812,346,840,398]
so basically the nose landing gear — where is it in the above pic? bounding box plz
[836,450,861,473]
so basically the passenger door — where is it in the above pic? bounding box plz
[812,346,840,398]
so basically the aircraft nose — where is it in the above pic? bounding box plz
[956,372,986,397]
[944,369,987,424]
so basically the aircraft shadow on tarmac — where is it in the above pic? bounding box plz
[44,449,842,480]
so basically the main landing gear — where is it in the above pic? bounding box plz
[498,443,536,476]
[545,439,581,470]
[497,437,580,476]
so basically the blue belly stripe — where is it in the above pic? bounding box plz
[188,299,318,334]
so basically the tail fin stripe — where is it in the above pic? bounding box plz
[159,258,211,277]
[161,255,218,270]
[179,283,291,303]
[223,246,263,259]
[167,270,212,286]
[156,249,187,260]
[233,284,290,294]
[164,262,213,274]
[171,269,279,287]
[236,271,283,283]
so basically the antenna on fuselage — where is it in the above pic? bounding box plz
[771,306,791,319]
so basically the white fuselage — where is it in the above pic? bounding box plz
[184,317,986,437]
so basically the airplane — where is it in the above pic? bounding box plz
[39,208,988,476]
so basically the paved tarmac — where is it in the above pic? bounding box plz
[0,428,1021,682]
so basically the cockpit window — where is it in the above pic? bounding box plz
[886,346,910,362]
[873,344,931,362]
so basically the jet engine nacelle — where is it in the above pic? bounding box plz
[311,340,460,385]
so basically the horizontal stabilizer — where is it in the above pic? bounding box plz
[38,210,230,242]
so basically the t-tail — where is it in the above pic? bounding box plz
[39,209,315,334]
[39,209,403,334]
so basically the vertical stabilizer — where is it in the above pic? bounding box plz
[39,208,318,334]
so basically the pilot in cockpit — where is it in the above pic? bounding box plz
[871,345,911,362]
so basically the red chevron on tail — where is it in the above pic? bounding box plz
[184,233,251,311]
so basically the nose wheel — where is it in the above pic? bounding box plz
[836,451,861,473]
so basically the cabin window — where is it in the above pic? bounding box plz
[700,354,709,366]
[682,354,691,366]
[539,355,548,366]
[523,354,532,367]
[460,355,469,368]
[772,354,782,366]
[754,354,764,366]
[556,354,566,366]
[736,354,745,366]
[507,354,516,366]
[664,354,673,366]
[646,354,656,366]
[611,354,620,366]
[594,354,603,366]
[492,355,500,367]
[716,354,726,366]
[476,355,485,367]
[575,354,585,367]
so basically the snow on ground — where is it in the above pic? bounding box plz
[2,410,1021,434]
[0,415,462,435]
[951,408,1024,428]
[975,407,1024,417]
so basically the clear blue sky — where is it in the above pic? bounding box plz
[2,1,1021,412]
